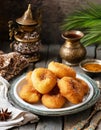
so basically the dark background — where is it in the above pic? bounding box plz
[0,0,101,51]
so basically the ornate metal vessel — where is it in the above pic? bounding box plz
[59,30,86,66]
[8,4,42,62]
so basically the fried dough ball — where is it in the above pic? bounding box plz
[42,94,66,109]
[41,86,66,108]
[19,84,41,104]
[48,61,76,78]
[25,71,33,85]
[58,77,88,104]
[31,68,57,94]
[76,78,89,95]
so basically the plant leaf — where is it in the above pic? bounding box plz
[60,2,101,46]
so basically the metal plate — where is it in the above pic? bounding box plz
[9,73,100,116]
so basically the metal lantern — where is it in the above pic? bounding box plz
[8,4,42,62]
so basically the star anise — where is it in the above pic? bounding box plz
[0,108,12,121]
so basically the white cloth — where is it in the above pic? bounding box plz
[0,76,39,130]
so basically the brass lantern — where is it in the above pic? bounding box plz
[9,4,42,62]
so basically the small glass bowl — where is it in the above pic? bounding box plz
[79,59,101,77]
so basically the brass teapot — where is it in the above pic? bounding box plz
[59,30,86,66]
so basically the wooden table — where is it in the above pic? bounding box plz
[2,42,101,130]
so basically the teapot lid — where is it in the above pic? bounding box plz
[16,4,37,26]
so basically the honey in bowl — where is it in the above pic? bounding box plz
[83,63,101,72]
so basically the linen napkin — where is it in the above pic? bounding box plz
[0,76,39,130]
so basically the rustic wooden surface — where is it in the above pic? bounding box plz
[1,41,101,130]
[0,1,101,129]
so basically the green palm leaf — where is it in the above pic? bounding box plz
[61,2,101,46]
